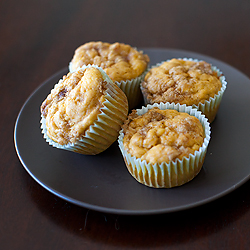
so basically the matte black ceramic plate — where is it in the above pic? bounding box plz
[14,48,250,215]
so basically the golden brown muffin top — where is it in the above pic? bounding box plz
[41,67,108,145]
[141,59,222,106]
[122,107,205,164]
[69,41,149,82]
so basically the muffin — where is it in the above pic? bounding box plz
[69,41,150,109]
[141,58,227,122]
[118,102,211,188]
[41,65,129,155]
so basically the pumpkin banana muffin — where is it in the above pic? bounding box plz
[69,41,150,109]
[41,65,128,155]
[118,103,211,188]
[141,58,227,122]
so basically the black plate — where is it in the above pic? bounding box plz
[14,48,250,215]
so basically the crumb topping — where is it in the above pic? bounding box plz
[41,67,107,145]
[142,59,222,106]
[122,107,205,164]
[70,41,149,82]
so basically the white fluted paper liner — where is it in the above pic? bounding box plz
[41,65,128,155]
[118,102,211,188]
[141,58,227,122]
[114,70,147,110]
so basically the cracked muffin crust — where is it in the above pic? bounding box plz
[69,41,149,82]
[122,107,205,164]
[41,68,107,145]
[141,58,222,106]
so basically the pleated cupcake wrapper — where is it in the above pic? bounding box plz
[41,65,128,155]
[118,102,211,188]
[115,69,147,110]
[141,58,227,123]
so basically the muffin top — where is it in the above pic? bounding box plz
[122,107,205,164]
[41,67,108,145]
[69,41,150,82]
[141,58,222,106]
